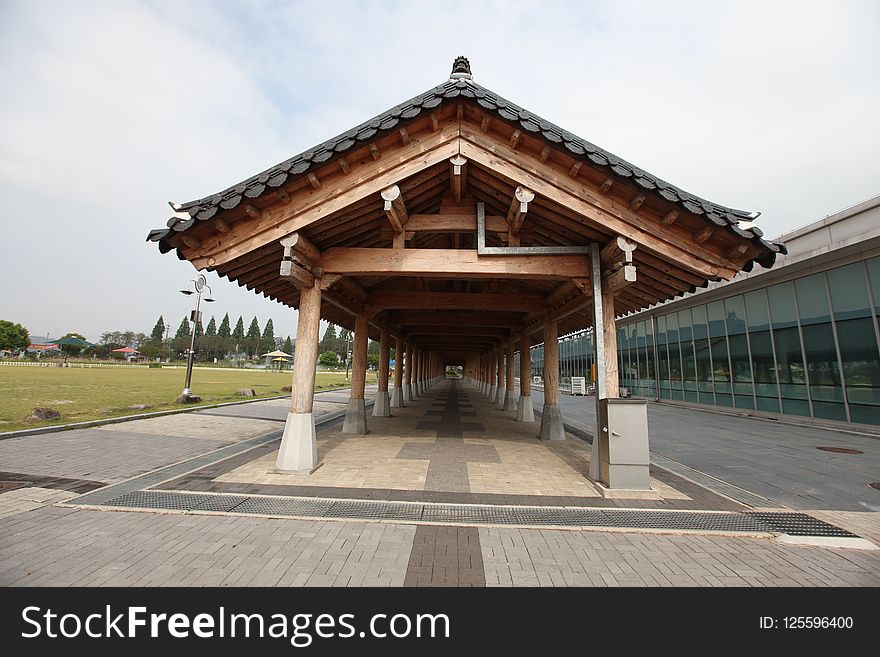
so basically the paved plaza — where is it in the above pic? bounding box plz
[1,381,879,587]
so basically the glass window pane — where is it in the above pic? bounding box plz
[865,257,880,316]
[795,274,831,325]
[836,317,880,406]
[711,334,732,394]
[692,305,709,340]
[725,296,748,335]
[768,282,798,329]
[802,323,843,402]
[774,327,808,400]
[708,301,726,338]
[828,263,872,321]
[745,290,770,331]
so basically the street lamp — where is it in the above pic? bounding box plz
[178,274,214,402]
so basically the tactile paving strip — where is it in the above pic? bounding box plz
[93,491,855,536]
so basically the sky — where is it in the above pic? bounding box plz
[1,0,878,343]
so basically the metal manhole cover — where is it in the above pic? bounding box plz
[869,483,880,491]
[817,446,863,454]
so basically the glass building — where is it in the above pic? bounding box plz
[521,195,880,428]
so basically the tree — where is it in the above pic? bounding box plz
[319,324,337,355]
[319,351,339,367]
[171,317,191,356]
[59,332,88,356]
[337,328,351,361]
[150,316,165,345]
[232,316,245,355]
[205,317,217,336]
[0,320,30,352]
[260,319,276,356]
[282,336,293,354]
[217,313,231,358]
[174,317,191,339]
[245,317,261,358]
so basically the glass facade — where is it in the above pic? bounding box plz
[522,255,880,426]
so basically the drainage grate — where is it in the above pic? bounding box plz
[817,446,863,455]
[649,454,776,508]
[746,512,856,537]
[84,490,855,537]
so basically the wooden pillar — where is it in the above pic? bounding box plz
[602,280,620,398]
[391,334,405,407]
[343,313,369,433]
[539,316,565,440]
[494,347,504,405]
[404,342,414,401]
[517,325,534,421]
[275,284,321,472]
[487,350,497,398]
[503,338,516,410]
[373,326,391,417]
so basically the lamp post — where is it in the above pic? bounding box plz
[178,274,214,403]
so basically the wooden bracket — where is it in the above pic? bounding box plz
[381,185,409,236]
[507,186,536,236]
[449,155,468,203]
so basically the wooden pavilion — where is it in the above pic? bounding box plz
[148,58,783,489]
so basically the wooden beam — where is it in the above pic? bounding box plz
[726,243,749,259]
[338,158,351,174]
[600,235,638,269]
[600,178,614,193]
[405,213,507,233]
[280,232,321,264]
[276,189,290,203]
[507,186,536,237]
[449,155,467,204]
[403,326,511,338]
[661,210,679,225]
[694,226,714,244]
[430,113,439,132]
[307,173,321,189]
[480,116,491,132]
[380,184,409,234]
[181,235,201,249]
[280,259,315,288]
[369,290,545,312]
[509,129,521,149]
[389,311,524,329]
[215,219,231,234]
[369,143,380,160]
[399,127,410,145]
[319,248,590,280]
[603,263,637,293]
[244,204,261,219]
[540,145,551,163]
[569,161,582,178]
[630,194,646,211]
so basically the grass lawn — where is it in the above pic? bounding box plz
[0,366,377,433]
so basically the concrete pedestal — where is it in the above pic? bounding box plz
[404,384,413,402]
[342,398,368,434]
[516,395,535,422]
[390,387,404,408]
[539,404,566,441]
[502,391,516,411]
[372,391,391,417]
[594,398,650,490]
[488,384,496,400]
[275,412,318,472]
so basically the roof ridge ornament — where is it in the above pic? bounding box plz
[449,56,472,81]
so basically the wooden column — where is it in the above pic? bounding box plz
[602,280,620,398]
[517,325,534,422]
[373,326,391,417]
[495,347,504,405]
[539,316,565,440]
[342,312,369,434]
[404,342,414,401]
[487,350,497,398]
[275,284,321,472]
[391,334,405,407]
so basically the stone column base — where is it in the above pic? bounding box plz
[488,384,496,400]
[404,385,413,402]
[516,395,535,422]
[502,391,516,411]
[390,387,404,408]
[342,398,368,434]
[372,391,391,417]
[539,404,566,441]
[275,412,318,472]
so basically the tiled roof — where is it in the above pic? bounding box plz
[148,58,784,266]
